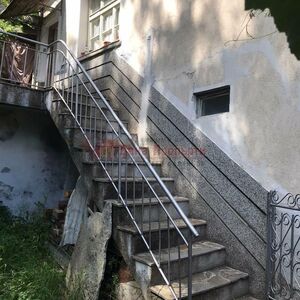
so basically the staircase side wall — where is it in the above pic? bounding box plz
[0,88,72,215]
[80,50,267,299]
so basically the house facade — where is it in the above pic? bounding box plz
[36,0,300,197]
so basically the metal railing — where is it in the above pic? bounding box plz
[0,30,199,299]
[267,191,300,300]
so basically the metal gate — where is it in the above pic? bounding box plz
[267,191,300,299]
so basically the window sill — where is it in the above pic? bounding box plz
[78,40,121,62]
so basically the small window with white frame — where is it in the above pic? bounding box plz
[89,0,120,50]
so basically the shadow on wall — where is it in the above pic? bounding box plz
[245,0,300,59]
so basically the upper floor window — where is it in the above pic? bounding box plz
[89,0,120,50]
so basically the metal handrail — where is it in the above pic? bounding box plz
[0,29,198,237]
[0,29,198,299]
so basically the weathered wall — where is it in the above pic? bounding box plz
[112,0,300,196]
[0,105,70,214]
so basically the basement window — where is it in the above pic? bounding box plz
[195,86,230,117]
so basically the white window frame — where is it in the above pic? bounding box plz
[89,0,120,50]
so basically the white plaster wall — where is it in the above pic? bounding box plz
[0,106,69,214]
[112,0,300,195]
[57,0,300,195]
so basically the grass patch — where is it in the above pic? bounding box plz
[0,204,66,300]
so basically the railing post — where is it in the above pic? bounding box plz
[75,65,79,122]
[188,231,193,300]
[266,190,275,300]
[118,124,122,202]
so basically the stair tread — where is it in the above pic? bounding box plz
[117,218,206,234]
[133,240,225,266]
[58,112,127,122]
[235,296,259,300]
[65,126,132,134]
[53,98,111,106]
[93,177,174,183]
[82,160,160,166]
[107,196,189,207]
[73,145,149,151]
[150,266,248,300]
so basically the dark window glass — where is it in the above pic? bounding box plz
[196,86,230,117]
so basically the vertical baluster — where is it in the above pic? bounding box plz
[70,71,74,114]
[125,147,128,205]
[9,46,15,83]
[66,63,70,107]
[22,46,28,86]
[279,212,284,296]
[167,218,171,284]
[61,58,65,98]
[290,215,295,297]
[266,192,275,299]
[118,125,122,198]
[33,49,41,87]
[158,209,161,266]
[80,85,83,127]
[94,103,97,150]
[0,41,5,79]
[89,100,92,144]
[75,66,79,122]
[178,244,182,300]
[52,49,57,87]
[188,232,192,300]
[133,161,136,219]
[111,127,114,178]
[105,122,108,170]
[84,95,88,134]
[141,179,144,233]
[149,194,152,249]
[46,52,51,87]
[99,109,103,159]
[56,52,61,91]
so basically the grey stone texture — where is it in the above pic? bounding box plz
[60,176,88,246]
[0,82,46,110]
[66,202,112,300]
[0,102,70,214]
[80,49,267,298]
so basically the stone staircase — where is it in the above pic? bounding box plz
[48,91,259,300]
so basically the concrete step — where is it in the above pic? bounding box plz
[115,218,206,256]
[109,196,190,225]
[63,127,139,149]
[133,241,226,285]
[150,266,249,300]
[53,92,111,109]
[52,99,119,119]
[73,145,150,163]
[235,296,259,300]
[93,177,175,200]
[82,160,162,178]
[58,112,129,131]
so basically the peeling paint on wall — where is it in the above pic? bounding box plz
[1,167,11,173]
[0,105,73,214]
[0,181,14,201]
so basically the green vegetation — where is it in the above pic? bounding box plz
[0,0,23,33]
[0,204,66,300]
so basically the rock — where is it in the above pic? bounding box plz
[66,202,112,300]
[60,176,88,246]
